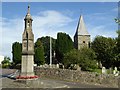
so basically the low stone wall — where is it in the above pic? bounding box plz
[34,67,120,88]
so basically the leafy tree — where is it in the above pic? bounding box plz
[39,36,56,64]
[116,30,120,53]
[63,49,79,68]
[55,32,74,63]
[91,36,116,68]
[63,48,97,71]
[12,42,22,65]
[34,39,45,66]
[114,18,120,69]
[115,18,120,53]
[114,30,120,68]
[78,48,97,71]
[2,56,11,68]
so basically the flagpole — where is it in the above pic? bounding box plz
[50,36,52,67]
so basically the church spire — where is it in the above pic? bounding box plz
[76,15,89,35]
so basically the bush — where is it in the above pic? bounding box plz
[63,48,98,71]
[79,48,97,71]
[2,56,11,68]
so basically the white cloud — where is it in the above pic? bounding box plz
[33,10,73,40]
[85,10,118,41]
[2,18,24,59]
[1,10,73,59]
[87,24,117,41]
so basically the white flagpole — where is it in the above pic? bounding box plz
[50,36,52,66]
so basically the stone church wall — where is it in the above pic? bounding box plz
[34,67,120,88]
[78,35,90,49]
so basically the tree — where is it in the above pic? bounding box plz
[55,32,74,63]
[2,56,11,68]
[34,39,45,66]
[12,42,22,65]
[116,30,120,53]
[114,18,120,69]
[91,36,116,68]
[78,48,97,71]
[63,49,79,68]
[63,48,97,71]
[39,36,56,64]
[115,18,120,53]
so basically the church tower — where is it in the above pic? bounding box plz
[74,15,90,50]
[21,5,34,77]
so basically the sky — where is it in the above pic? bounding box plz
[1,2,118,60]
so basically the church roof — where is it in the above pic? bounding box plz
[76,15,89,36]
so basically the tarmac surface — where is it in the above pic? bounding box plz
[1,69,118,89]
[2,77,106,88]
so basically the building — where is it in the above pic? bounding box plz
[74,15,90,50]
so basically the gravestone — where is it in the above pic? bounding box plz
[102,67,107,74]
[56,64,59,68]
[113,67,117,74]
[109,67,112,74]
[113,67,119,76]
[76,65,81,71]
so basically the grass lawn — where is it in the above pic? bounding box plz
[91,69,102,74]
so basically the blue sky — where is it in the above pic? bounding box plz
[1,2,118,59]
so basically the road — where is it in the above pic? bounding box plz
[2,77,107,88]
[1,69,117,89]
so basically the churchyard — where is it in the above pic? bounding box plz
[1,2,120,89]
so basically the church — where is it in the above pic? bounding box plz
[74,15,90,50]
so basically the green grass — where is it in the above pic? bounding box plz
[94,69,102,73]
[91,69,102,74]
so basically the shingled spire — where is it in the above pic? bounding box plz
[77,15,89,35]
[74,15,90,50]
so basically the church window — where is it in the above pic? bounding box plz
[83,41,85,43]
